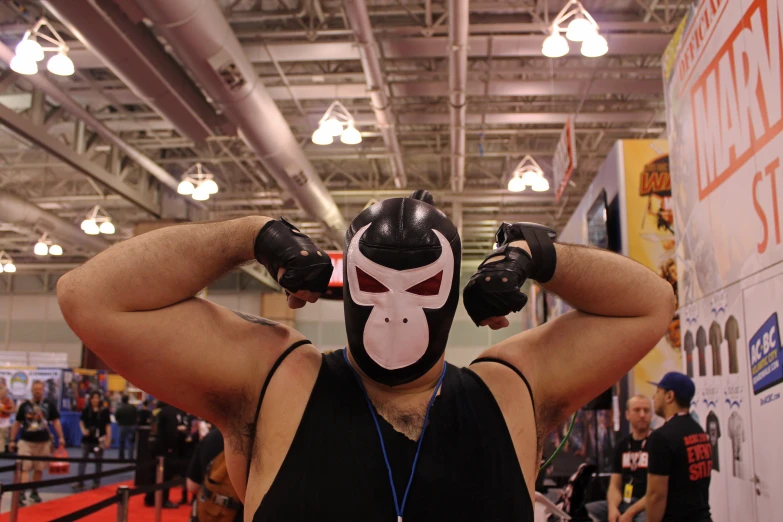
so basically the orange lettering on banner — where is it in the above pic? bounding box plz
[691,0,783,201]
[678,0,730,85]
[754,171,769,254]
[767,158,782,245]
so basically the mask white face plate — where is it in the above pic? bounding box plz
[346,224,454,369]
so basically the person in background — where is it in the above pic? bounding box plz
[586,395,654,522]
[138,399,153,426]
[115,395,138,460]
[9,381,66,505]
[187,427,243,522]
[0,387,16,452]
[74,391,112,491]
[144,401,181,509]
[646,372,712,522]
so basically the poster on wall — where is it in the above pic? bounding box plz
[743,268,783,522]
[681,283,756,522]
[620,140,682,398]
[664,0,783,304]
[0,369,62,403]
[60,369,108,412]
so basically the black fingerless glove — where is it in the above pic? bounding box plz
[253,218,334,294]
[462,222,557,326]
[463,244,533,326]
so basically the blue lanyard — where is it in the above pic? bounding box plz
[342,348,447,522]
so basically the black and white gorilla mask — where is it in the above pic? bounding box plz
[343,194,461,387]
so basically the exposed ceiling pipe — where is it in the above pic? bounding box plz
[42,0,234,143]
[449,0,468,192]
[343,0,407,189]
[0,191,110,253]
[0,42,192,200]
[135,0,346,236]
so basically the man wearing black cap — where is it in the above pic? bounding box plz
[646,372,712,522]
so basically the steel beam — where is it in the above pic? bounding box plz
[0,104,161,217]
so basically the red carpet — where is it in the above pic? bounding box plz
[0,481,191,522]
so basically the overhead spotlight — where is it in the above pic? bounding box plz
[179,163,218,201]
[0,251,16,273]
[47,51,75,76]
[542,0,606,58]
[542,30,569,58]
[34,241,49,256]
[177,180,195,195]
[11,19,75,77]
[507,175,526,192]
[340,122,362,145]
[531,176,551,192]
[313,101,361,146]
[581,33,608,58]
[99,221,115,235]
[566,16,595,42]
[82,206,115,235]
[48,244,63,256]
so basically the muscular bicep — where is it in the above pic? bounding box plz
[646,474,669,500]
[486,308,668,433]
[60,295,302,429]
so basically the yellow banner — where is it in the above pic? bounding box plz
[622,140,682,397]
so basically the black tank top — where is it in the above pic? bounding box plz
[251,349,534,521]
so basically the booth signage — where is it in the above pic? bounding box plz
[553,118,577,202]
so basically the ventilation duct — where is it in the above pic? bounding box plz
[135,0,346,234]
[449,0,469,192]
[0,191,111,253]
[42,0,234,144]
[343,0,407,189]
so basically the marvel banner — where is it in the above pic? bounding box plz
[665,0,783,519]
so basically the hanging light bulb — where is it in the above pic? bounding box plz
[192,184,210,201]
[2,263,15,273]
[48,244,63,256]
[34,242,49,256]
[322,118,344,137]
[581,33,608,57]
[177,180,195,195]
[520,169,542,187]
[81,218,96,231]
[10,54,37,75]
[15,39,44,61]
[201,178,219,195]
[340,122,362,145]
[99,221,115,235]
[542,31,569,58]
[47,51,75,76]
[84,220,100,235]
[312,125,334,146]
[531,176,550,192]
[507,175,526,192]
[566,17,595,42]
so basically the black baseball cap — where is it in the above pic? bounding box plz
[649,372,696,403]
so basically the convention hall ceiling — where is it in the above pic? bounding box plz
[0,0,684,271]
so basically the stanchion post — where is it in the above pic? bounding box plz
[9,461,22,522]
[154,456,164,522]
[116,485,130,522]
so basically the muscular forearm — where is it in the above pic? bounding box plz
[645,496,666,522]
[607,485,623,508]
[540,243,674,318]
[626,496,646,517]
[57,217,268,314]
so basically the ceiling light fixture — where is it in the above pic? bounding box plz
[312,101,362,146]
[11,18,75,76]
[0,251,16,274]
[177,163,219,201]
[507,155,550,192]
[542,0,607,58]
[81,206,115,235]
[34,232,64,256]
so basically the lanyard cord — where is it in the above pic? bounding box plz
[343,348,447,521]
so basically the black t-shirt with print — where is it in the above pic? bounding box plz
[80,407,112,445]
[16,399,60,443]
[647,414,712,522]
[611,433,649,497]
